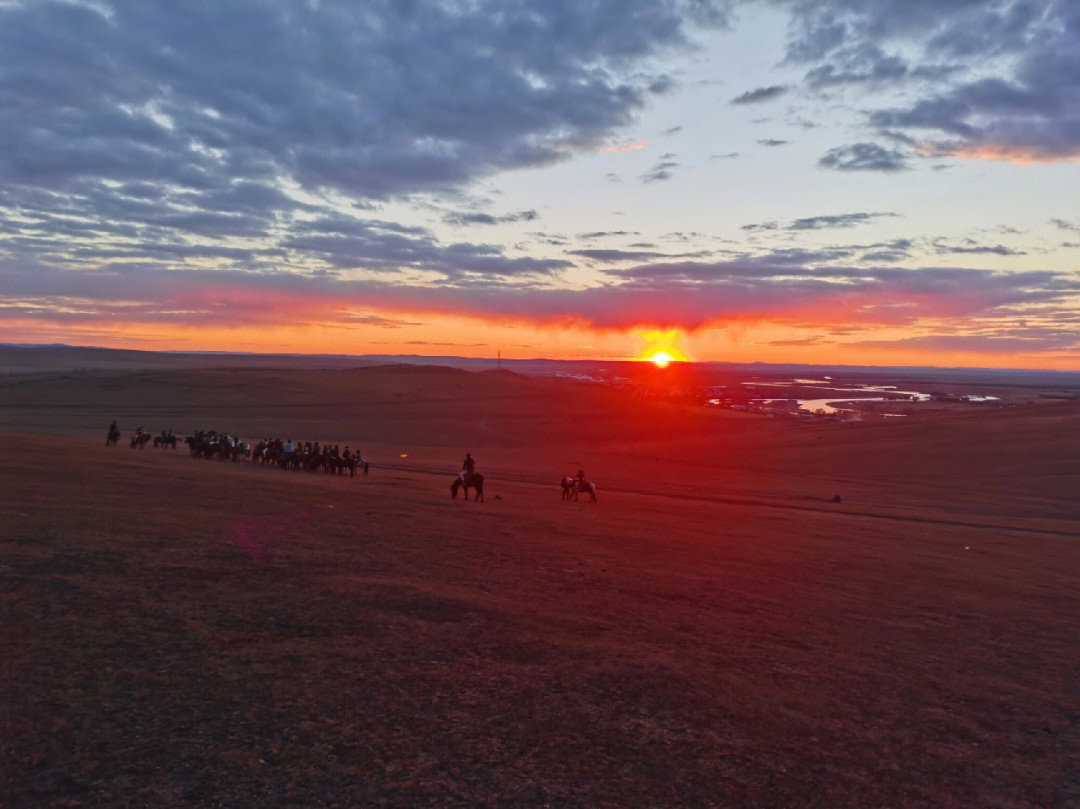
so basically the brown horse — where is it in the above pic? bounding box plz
[451,472,484,502]
[153,433,177,449]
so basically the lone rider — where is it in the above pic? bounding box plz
[576,469,588,491]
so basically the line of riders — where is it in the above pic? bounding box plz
[108,423,592,499]
[107,422,368,477]
[108,423,177,449]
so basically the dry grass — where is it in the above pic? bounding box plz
[3,364,1080,807]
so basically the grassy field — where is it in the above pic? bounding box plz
[3,362,1079,807]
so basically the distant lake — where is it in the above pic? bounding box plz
[741,381,933,415]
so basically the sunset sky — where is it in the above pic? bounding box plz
[2,1,1078,369]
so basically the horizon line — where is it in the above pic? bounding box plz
[3,342,1079,378]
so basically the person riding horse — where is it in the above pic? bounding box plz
[461,452,476,480]
[564,470,597,502]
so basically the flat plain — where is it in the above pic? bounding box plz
[3,351,1079,808]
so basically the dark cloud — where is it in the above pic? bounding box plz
[788,212,898,230]
[852,331,1080,356]
[404,340,488,347]
[339,314,423,328]
[567,249,674,263]
[931,240,1026,257]
[281,222,570,279]
[444,209,539,226]
[0,1,729,197]
[859,238,914,263]
[731,84,789,104]
[819,143,907,171]
[641,157,680,182]
[577,230,640,239]
[804,52,908,87]
[648,74,677,94]
[757,139,789,147]
[777,0,1080,162]
[743,213,904,242]
[5,247,1077,361]
[0,0,729,272]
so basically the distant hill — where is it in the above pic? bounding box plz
[2,343,1078,389]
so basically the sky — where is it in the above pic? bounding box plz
[1,0,1079,369]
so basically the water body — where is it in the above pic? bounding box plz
[742,381,933,416]
[794,397,886,415]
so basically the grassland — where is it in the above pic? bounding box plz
[3,357,1079,807]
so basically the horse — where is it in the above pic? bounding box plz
[130,431,150,450]
[562,476,597,502]
[451,472,484,502]
[340,454,369,477]
[561,476,575,500]
[106,427,120,446]
[153,433,177,449]
[301,451,326,473]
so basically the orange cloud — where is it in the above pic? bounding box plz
[602,139,651,152]
[920,140,1080,165]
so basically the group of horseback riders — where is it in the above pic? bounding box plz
[108,422,368,477]
[249,438,369,477]
[186,430,251,461]
[191,431,368,477]
[108,422,592,499]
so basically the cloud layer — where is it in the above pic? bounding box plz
[1,1,1078,365]
[777,0,1080,165]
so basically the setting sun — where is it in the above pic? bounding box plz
[634,329,691,367]
[648,350,675,368]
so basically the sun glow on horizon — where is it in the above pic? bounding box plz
[634,329,691,367]
[648,350,675,368]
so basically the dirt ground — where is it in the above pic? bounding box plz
[3,361,1079,807]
